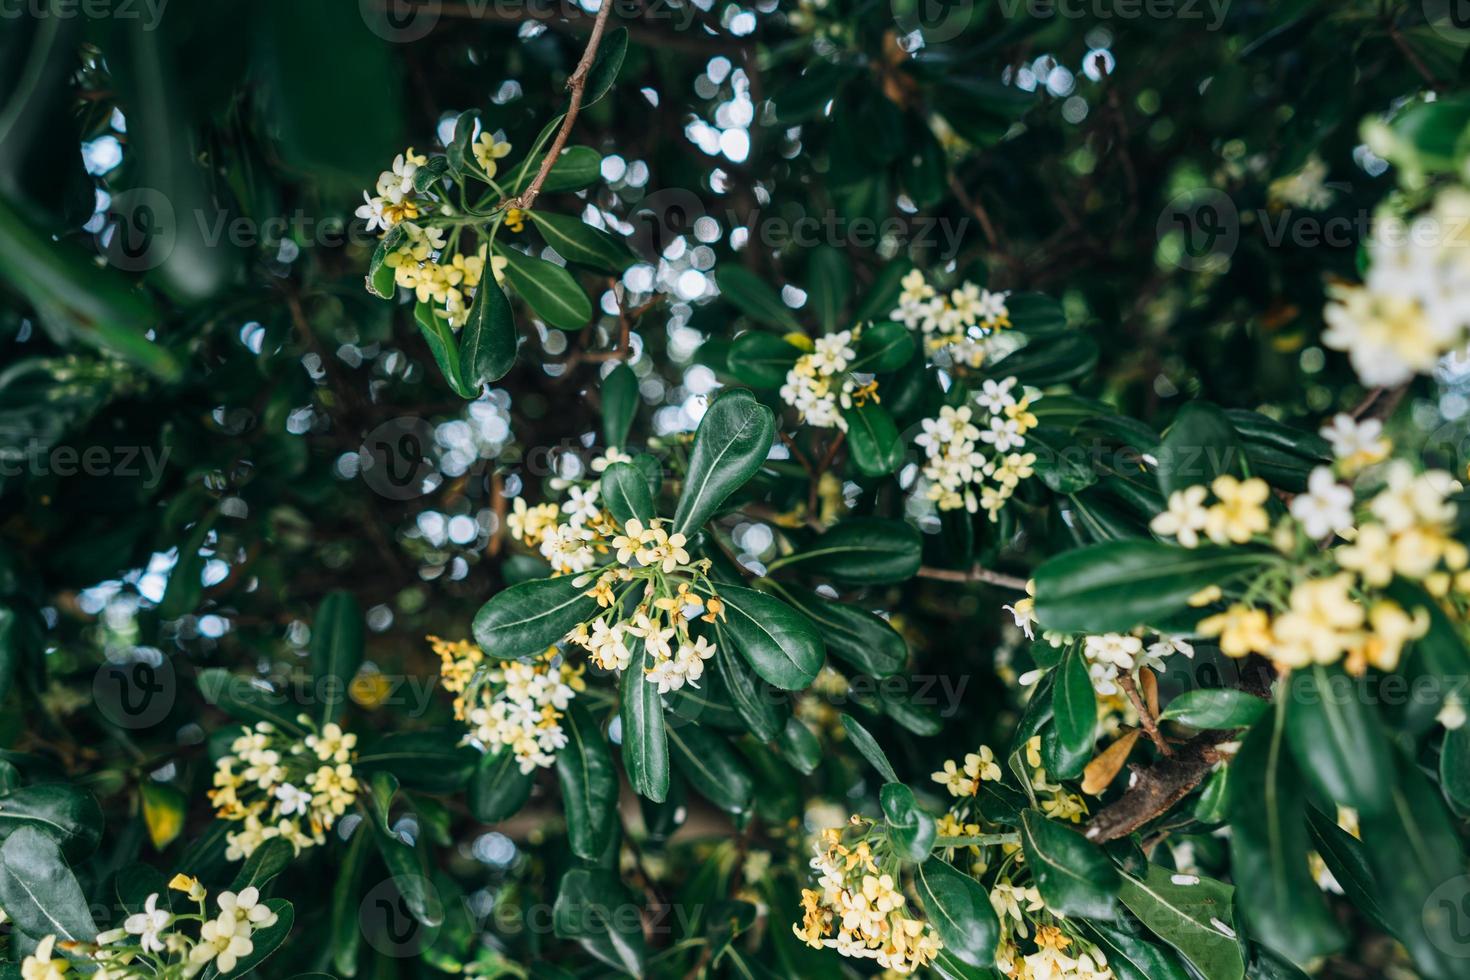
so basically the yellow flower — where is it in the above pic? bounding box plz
[169,873,207,902]
[1337,522,1394,587]
[22,936,70,980]
[931,759,977,797]
[1197,603,1274,658]
[504,207,526,233]
[1353,600,1429,673]
[1269,574,1364,668]
[1204,476,1270,544]
[471,132,513,177]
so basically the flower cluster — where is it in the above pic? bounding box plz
[358,146,509,328]
[566,517,725,693]
[914,378,1039,517]
[995,923,1114,980]
[1079,632,1193,696]
[793,819,944,974]
[892,269,1013,369]
[778,328,879,430]
[24,876,277,979]
[208,719,359,860]
[1322,188,1470,386]
[432,635,585,773]
[507,448,633,574]
[1150,415,1466,673]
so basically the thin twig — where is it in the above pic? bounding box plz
[504,0,615,212]
[1118,673,1171,757]
[915,565,1028,591]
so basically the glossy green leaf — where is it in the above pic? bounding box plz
[1117,864,1244,980]
[0,783,101,861]
[880,782,936,862]
[415,300,477,399]
[1084,922,1194,980]
[1159,688,1268,729]
[472,575,599,663]
[496,246,592,330]
[852,321,915,373]
[668,725,753,815]
[769,517,921,585]
[601,362,639,448]
[1284,662,1392,817]
[601,461,655,525]
[842,401,903,476]
[1051,646,1096,780]
[553,868,645,977]
[841,713,900,784]
[1019,809,1118,919]
[459,279,517,387]
[717,584,824,690]
[310,590,362,729]
[584,27,628,107]
[916,857,1000,970]
[0,826,97,942]
[715,630,785,741]
[556,701,619,860]
[776,717,822,775]
[1033,539,1269,633]
[355,731,478,793]
[773,585,906,678]
[808,247,851,332]
[621,640,669,802]
[727,332,801,388]
[1156,401,1242,497]
[469,748,534,823]
[673,388,775,535]
[530,211,635,273]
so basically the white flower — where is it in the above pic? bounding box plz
[811,331,855,374]
[1289,466,1355,539]
[124,892,172,953]
[1084,633,1142,670]
[1150,485,1209,548]
[562,485,601,527]
[356,193,391,233]
[979,415,1024,452]
[1319,414,1390,469]
[976,377,1018,414]
[274,782,312,817]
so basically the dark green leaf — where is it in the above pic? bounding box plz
[916,857,1000,969]
[601,362,639,449]
[1116,864,1244,980]
[556,702,619,861]
[807,248,851,332]
[880,782,936,862]
[842,401,903,477]
[840,713,900,784]
[1159,688,1268,729]
[1284,663,1392,817]
[469,748,534,823]
[601,461,654,525]
[310,590,362,729]
[459,279,517,388]
[717,584,824,690]
[620,640,669,802]
[770,518,921,585]
[530,211,635,273]
[726,332,801,388]
[1156,401,1242,497]
[553,868,645,977]
[496,246,593,330]
[1051,646,1096,780]
[716,265,801,329]
[673,388,776,535]
[472,575,599,663]
[1019,809,1118,919]
[668,725,753,815]
[0,826,97,941]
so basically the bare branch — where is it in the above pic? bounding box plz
[915,565,1029,591]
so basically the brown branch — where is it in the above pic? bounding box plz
[1349,383,1408,423]
[1083,734,1222,843]
[1118,673,1171,757]
[915,564,1028,591]
[1388,22,1444,92]
[504,0,614,212]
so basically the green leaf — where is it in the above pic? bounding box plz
[159,511,216,620]
[1284,663,1392,817]
[1051,646,1096,780]
[986,333,1097,386]
[840,713,900,784]
[496,246,593,330]
[459,279,517,388]
[1305,807,1393,935]
[880,782,936,862]
[769,517,921,585]
[230,837,294,892]
[1442,724,1470,811]
[601,461,655,526]
[556,702,618,861]
[716,265,801,330]
[366,225,402,299]
[310,590,362,729]
[808,247,851,332]
[414,300,477,399]
[1228,700,1344,965]
[197,668,306,734]
[0,783,101,861]
[854,259,913,323]
[727,332,801,388]
[1033,539,1269,633]
[852,321,915,373]
[1156,401,1242,497]
[445,108,480,179]
[469,748,534,822]
[842,401,903,477]
[717,584,824,690]
[916,857,1000,970]
[1159,689,1268,729]
[621,641,669,802]
[529,211,635,273]
[355,731,478,793]
[330,828,369,976]
[472,575,600,662]
[553,868,645,977]
[668,725,753,815]
[0,826,97,942]
[1019,809,1119,919]
[715,630,785,742]
[364,775,444,928]
[1116,864,1244,980]
[601,362,639,449]
[776,717,822,775]
[585,27,629,107]
[673,388,775,535]
[505,145,603,195]
[1360,749,1469,980]
[1084,922,1194,980]
[772,585,906,678]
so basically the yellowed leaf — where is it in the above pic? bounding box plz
[141,781,187,850]
[1081,729,1142,796]
[1140,667,1159,717]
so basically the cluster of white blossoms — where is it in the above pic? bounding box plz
[432,636,585,773]
[1080,632,1193,695]
[208,719,358,860]
[24,877,277,979]
[566,517,726,694]
[1323,188,1470,385]
[357,146,509,328]
[913,378,1039,518]
[779,328,879,430]
[891,269,1012,369]
[507,448,635,574]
